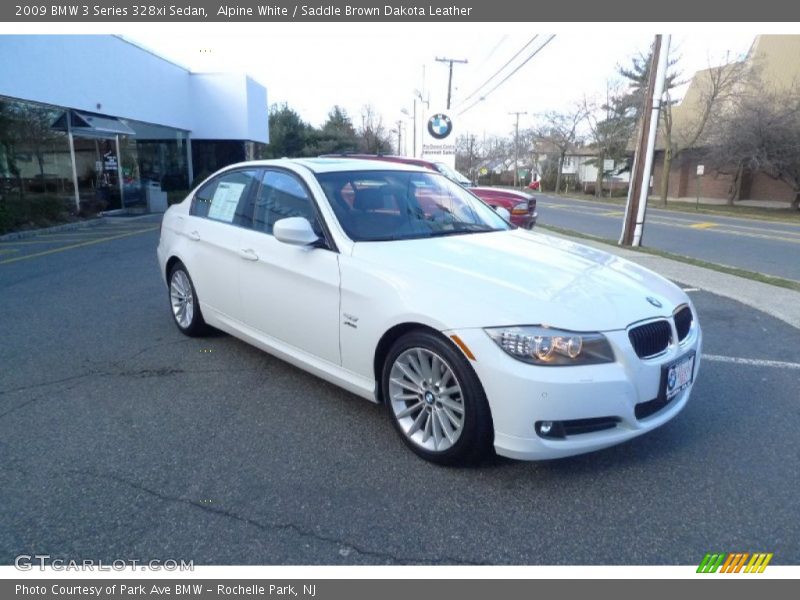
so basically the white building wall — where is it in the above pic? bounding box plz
[0,35,268,143]
[187,72,268,142]
[577,157,598,182]
[246,76,268,144]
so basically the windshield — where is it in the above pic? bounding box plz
[315,170,510,242]
[434,162,472,186]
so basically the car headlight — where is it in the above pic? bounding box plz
[485,326,615,366]
[511,202,529,215]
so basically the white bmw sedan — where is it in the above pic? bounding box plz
[157,158,702,465]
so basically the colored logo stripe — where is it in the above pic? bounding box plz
[745,553,773,573]
[697,553,726,573]
[697,552,773,573]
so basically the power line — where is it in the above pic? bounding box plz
[460,35,539,104]
[482,35,509,64]
[457,35,556,116]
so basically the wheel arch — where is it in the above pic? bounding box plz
[165,255,183,281]
[373,322,478,405]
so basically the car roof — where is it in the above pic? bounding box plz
[320,154,440,169]
[222,157,430,174]
[293,157,429,173]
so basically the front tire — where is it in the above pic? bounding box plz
[382,330,493,465]
[168,262,208,337]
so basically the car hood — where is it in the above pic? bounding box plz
[470,186,531,199]
[351,229,689,331]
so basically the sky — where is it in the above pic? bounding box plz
[127,24,755,146]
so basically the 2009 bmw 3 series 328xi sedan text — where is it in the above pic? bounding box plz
[157,158,702,465]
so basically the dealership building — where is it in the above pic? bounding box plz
[0,35,268,216]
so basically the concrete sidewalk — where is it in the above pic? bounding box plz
[546,230,800,330]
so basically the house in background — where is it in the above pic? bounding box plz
[532,141,629,194]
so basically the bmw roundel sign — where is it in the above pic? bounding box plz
[427,113,453,140]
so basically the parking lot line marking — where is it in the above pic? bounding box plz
[689,222,719,229]
[0,237,108,245]
[702,354,800,370]
[681,287,700,292]
[0,228,156,245]
[0,248,19,255]
[0,226,159,265]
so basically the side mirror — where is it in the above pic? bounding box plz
[273,217,320,246]
[493,206,511,221]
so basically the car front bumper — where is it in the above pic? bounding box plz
[511,211,537,229]
[446,323,702,460]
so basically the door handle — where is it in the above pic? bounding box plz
[239,248,259,261]
[187,230,200,241]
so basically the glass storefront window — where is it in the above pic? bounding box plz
[0,96,73,232]
[123,118,190,200]
[1,93,256,232]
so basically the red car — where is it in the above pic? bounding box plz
[320,154,537,229]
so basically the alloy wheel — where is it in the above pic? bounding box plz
[170,269,194,329]
[388,347,465,452]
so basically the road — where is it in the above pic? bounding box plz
[536,194,800,282]
[1,216,798,565]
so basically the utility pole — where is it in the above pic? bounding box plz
[395,120,403,155]
[621,34,670,247]
[509,111,527,188]
[435,57,468,110]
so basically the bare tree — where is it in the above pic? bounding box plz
[705,87,800,210]
[481,135,511,163]
[583,83,637,197]
[455,133,481,180]
[658,57,748,204]
[533,107,586,194]
[357,105,392,154]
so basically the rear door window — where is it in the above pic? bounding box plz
[191,170,258,226]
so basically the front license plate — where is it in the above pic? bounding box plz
[665,353,695,400]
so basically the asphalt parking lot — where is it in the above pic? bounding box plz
[1,215,798,565]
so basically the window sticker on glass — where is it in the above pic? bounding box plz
[208,181,246,223]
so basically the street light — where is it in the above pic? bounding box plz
[392,121,405,155]
[413,89,429,158]
[401,107,413,157]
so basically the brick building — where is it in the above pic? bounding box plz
[652,35,800,204]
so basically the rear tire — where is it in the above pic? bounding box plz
[382,330,493,465]
[168,262,208,337]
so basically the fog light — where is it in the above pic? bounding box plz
[536,420,566,439]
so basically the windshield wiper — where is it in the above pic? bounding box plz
[426,224,499,237]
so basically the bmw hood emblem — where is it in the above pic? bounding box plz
[646,296,663,308]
